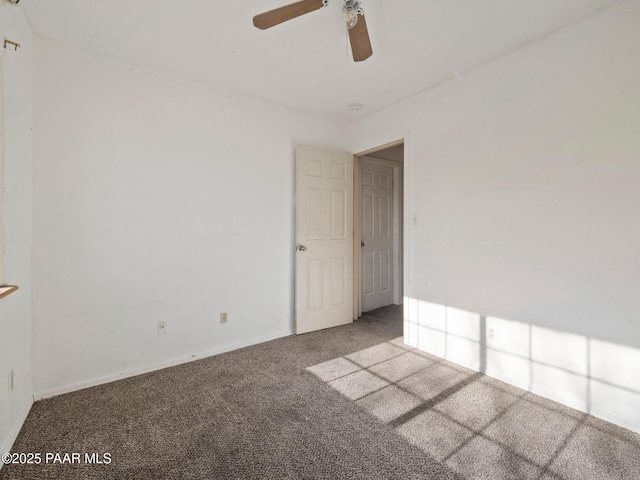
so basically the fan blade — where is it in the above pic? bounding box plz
[253,0,326,30]
[348,13,373,62]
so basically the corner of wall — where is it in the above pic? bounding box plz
[0,3,34,457]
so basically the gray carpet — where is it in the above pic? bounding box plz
[2,305,639,479]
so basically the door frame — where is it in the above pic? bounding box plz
[353,139,406,319]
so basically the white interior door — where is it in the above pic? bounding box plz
[295,146,354,334]
[361,160,394,312]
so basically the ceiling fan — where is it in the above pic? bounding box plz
[253,0,373,62]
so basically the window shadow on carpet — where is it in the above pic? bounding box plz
[306,338,640,480]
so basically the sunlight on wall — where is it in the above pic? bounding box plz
[404,297,640,433]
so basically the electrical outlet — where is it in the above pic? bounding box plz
[158,320,168,335]
[488,328,495,339]
[9,370,14,391]
[220,312,228,324]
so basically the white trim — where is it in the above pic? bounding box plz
[392,162,403,305]
[0,396,33,466]
[33,329,294,401]
[403,131,410,311]
[353,155,361,320]
[402,131,411,345]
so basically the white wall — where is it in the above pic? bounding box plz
[23,0,640,437]
[0,5,33,458]
[32,37,347,397]
[349,0,640,432]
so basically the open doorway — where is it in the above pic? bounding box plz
[354,142,404,319]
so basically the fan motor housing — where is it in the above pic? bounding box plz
[343,0,361,12]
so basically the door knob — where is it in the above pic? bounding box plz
[361,242,365,247]
[297,245,307,252]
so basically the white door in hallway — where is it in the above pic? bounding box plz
[295,146,354,334]
[361,160,394,312]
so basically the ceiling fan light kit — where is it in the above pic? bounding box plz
[343,0,362,29]
[253,0,373,62]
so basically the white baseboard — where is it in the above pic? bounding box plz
[0,395,34,471]
[33,329,294,401]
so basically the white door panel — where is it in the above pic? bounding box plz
[361,161,394,312]
[296,146,353,334]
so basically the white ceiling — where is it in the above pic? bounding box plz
[23,0,616,123]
